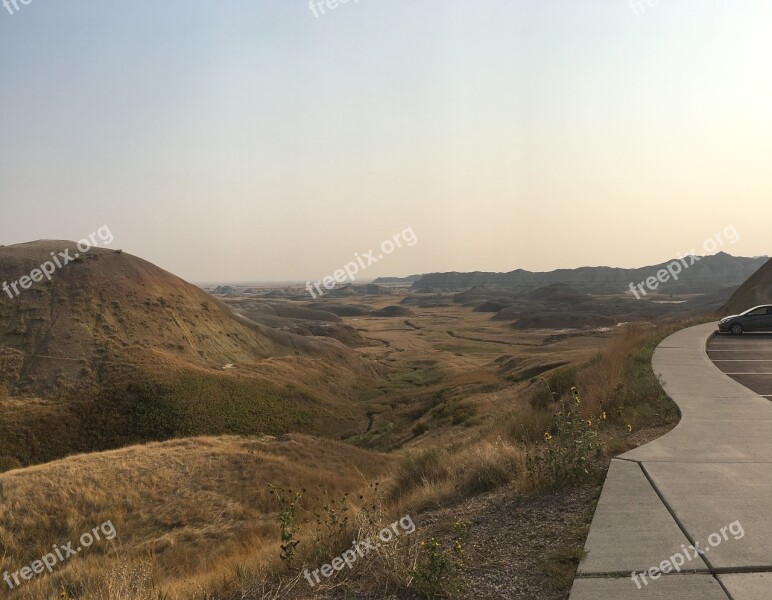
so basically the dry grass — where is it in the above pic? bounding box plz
[573,324,662,414]
[0,434,394,599]
[507,322,686,438]
[388,437,526,514]
[387,322,686,517]
[0,303,697,599]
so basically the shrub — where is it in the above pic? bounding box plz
[412,422,430,437]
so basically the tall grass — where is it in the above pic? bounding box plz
[0,435,393,600]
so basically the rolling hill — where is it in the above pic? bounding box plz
[0,241,374,468]
[0,434,394,598]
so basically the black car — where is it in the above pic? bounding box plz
[718,305,772,335]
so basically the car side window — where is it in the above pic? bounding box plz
[747,308,767,316]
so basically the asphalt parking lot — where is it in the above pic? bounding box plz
[708,331,772,399]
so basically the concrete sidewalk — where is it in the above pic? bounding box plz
[569,323,772,600]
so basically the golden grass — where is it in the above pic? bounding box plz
[388,437,526,513]
[573,324,660,413]
[388,322,687,515]
[0,434,394,599]
[0,310,696,599]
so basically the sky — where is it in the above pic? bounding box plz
[0,0,770,283]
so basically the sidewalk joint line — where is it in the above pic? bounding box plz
[639,458,736,600]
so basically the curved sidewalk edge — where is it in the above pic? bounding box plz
[569,322,772,600]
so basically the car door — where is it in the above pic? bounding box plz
[743,307,768,331]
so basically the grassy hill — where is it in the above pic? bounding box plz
[0,434,394,600]
[0,241,353,393]
[0,242,376,469]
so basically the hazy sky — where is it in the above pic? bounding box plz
[1,0,770,283]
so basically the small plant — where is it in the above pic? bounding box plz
[412,520,471,599]
[312,489,350,558]
[412,422,429,437]
[59,584,77,600]
[529,367,578,409]
[525,383,603,488]
[357,480,384,528]
[270,485,302,562]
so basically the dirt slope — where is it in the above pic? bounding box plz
[0,240,349,394]
[722,257,772,314]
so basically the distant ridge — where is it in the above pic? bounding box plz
[372,274,423,284]
[411,252,767,294]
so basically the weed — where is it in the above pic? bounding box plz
[413,520,471,599]
[525,384,603,488]
[270,485,302,563]
[412,422,430,437]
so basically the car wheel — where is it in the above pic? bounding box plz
[730,323,744,336]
